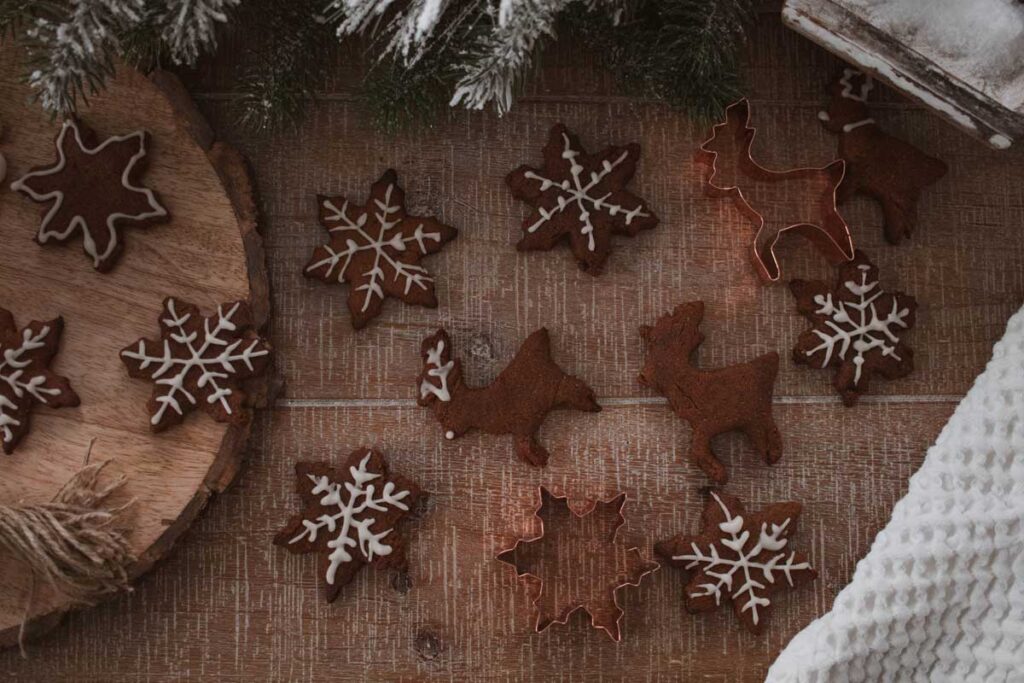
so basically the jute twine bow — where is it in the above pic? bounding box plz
[0,441,136,656]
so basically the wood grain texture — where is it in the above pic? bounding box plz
[1,12,1023,682]
[0,49,269,644]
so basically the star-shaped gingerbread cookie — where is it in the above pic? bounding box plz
[507,124,658,274]
[305,169,458,329]
[274,448,426,602]
[656,490,816,634]
[0,308,79,454]
[11,118,168,272]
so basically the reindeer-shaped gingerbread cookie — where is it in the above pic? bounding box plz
[417,328,600,466]
[697,99,854,282]
[639,302,782,484]
[819,69,947,244]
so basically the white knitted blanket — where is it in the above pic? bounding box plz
[767,305,1024,682]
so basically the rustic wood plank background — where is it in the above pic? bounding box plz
[3,9,1023,681]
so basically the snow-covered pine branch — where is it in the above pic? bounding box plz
[26,0,146,113]
[161,0,239,65]
[449,0,572,113]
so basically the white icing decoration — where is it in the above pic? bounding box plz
[445,430,455,440]
[121,299,269,426]
[10,119,167,268]
[839,68,874,102]
[842,118,875,132]
[674,492,811,626]
[523,132,649,252]
[419,338,453,402]
[305,185,442,313]
[289,452,411,585]
[0,325,60,446]
[989,133,1012,150]
[805,264,912,386]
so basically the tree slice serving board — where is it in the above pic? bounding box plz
[0,44,269,645]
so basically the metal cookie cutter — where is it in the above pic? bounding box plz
[696,98,855,282]
[497,487,658,641]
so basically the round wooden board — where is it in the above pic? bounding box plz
[0,45,269,645]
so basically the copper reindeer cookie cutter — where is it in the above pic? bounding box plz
[696,98,856,282]
[496,486,658,642]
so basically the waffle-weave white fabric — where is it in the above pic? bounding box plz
[767,305,1024,682]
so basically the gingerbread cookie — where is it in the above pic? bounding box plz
[11,118,168,272]
[274,448,426,602]
[790,250,916,406]
[506,124,658,275]
[417,327,600,467]
[120,297,272,431]
[0,308,79,453]
[497,487,658,641]
[639,302,782,484]
[656,490,816,634]
[697,99,854,282]
[305,169,458,329]
[819,69,947,244]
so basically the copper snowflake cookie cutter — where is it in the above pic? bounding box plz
[497,486,658,642]
[696,98,855,282]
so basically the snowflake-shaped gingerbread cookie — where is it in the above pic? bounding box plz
[11,118,168,272]
[305,169,458,329]
[507,124,658,274]
[274,449,426,602]
[120,297,272,431]
[656,490,816,634]
[0,308,79,453]
[790,250,917,405]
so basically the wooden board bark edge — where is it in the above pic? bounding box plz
[0,68,275,649]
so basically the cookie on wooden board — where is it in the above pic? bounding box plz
[790,250,917,406]
[304,169,458,329]
[819,68,948,244]
[507,123,658,275]
[274,448,426,603]
[0,308,79,454]
[639,301,782,484]
[11,118,169,272]
[656,490,816,634]
[417,327,600,467]
[120,297,272,431]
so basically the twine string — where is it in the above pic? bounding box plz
[0,442,136,656]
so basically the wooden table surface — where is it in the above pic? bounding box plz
[3,11,1023,682]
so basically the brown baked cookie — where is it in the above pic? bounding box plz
[506,124,658,275]
[656,490,816,634]
[0,308,79,454]
[120,297,272,431]
[417,327,600,467]
[274,448,426,603]
[790,250,916,406]
[819,68,947,244]
[11,118,168,272]
[304,169,458,329]
[639,302,782,484]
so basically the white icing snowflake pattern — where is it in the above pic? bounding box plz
[121,298,271,430]
[508,124,657,274]
[805,263,912,385]
[673,492,812,627]
[523,132,649,252]
[0,313,78,453]
[287,452,413,585]
[304,170,457,329]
